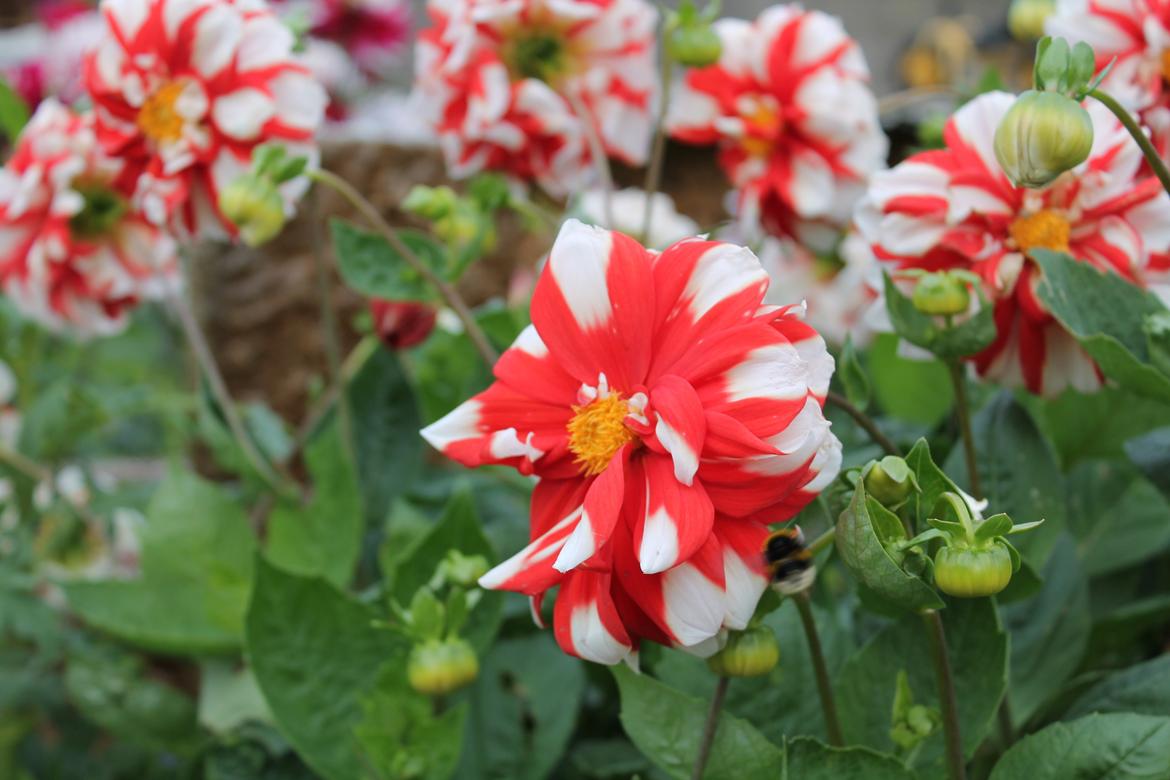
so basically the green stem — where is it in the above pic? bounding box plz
[0,445,50,483]
[308,168,499,368]
[1088,88,1170,197]
[164,282,299,500]
[640,51,674,240]
[998,697,1015,748]
[691,676,729,780]
[947,362,982,499]
[565,90,615,227]
[309,188,356,466]
[826,390,900,457]
[807,527,836,558]
[923,609,966,780]
[793,591,845,747]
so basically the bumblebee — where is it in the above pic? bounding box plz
[763,526,816,595]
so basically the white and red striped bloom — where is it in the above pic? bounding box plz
[668,5,887,243]
[414,0,657,196]
[83,0,327,239]
[0,100,177,337]
[856,91,1170,396]
[422,219,841,664]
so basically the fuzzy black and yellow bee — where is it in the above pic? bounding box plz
[762,526,816,595]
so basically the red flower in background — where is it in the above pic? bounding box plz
[422,220,840,664]
[669,5,887,245]
[370,299,437,349]
[310,0,411,76]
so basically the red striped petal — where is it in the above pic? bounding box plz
[635,453,715,574]
[648,375,706,485]
[553,569,633,665]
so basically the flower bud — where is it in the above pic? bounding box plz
[370,299,437,350]
[218,175,286,247]
[667,24,723,68]
[911,271,971,316]
[1008,0,1055,42]
[933,542,1013,598]
[407,638,479,696]
[403,185,458,221]
[706,626,779,677]
[864,456,915,507]
[994,90,1093,189]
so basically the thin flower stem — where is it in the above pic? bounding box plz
[877,85,959,118]
[947,361,982,499]
[309,188,356,465]
[793,590,845,747]
[308,168,499,368]
[807,527,836,558]
[293,335,380,456]
[0,445,51,482]
[1088,88,1170,197]
[640,51,674,239]
[691,676,729,780]
[923,609,967,780]
[565,90,615,227]
[826,390,900,456]
[998,697,1015,747]
[165,283,299,500]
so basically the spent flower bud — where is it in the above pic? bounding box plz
[706,626,779,677]
[1008,0,1055,42]
[911,271,971,316]
[218,174,286,247]
[994,90,1093,188]
[407,638,479,696]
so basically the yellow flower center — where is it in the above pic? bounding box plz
[741,101,783,158]
[1009,209,1070,255]
[1161,49,1170,84]
[137,81,188,144]
[566,393,637,476]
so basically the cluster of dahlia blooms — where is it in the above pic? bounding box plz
[413,0,658,196]
[0,2,103,110]
[423,220,841,664]
[0,0,325,337]
[857,91,1170,396]
[668,6,888,246]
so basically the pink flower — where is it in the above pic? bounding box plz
[310,0,411,76]
[422,220,841,664]
[83,0,327,239]
[668,5,887,243]
[414,0,657,196]
[856,91,1170,396]
[0,100,177,337]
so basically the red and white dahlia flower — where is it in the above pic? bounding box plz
[422,219,841,664]
[0,100,177,337]
[414,0,657,196]
[856,91,1170,396]
[84,0,327,239]
[668,5,887,244]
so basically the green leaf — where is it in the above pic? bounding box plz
[904,438,964,532]
[882,273,996,360]
[1001,536,1090,727]
[869,335,955,428]
[944,393,1065,564]
[197,661,272,735]
[781,737,915,779]
[1067,460,1170,577]
[613,664,785,780]
[265,421,363,588]
[407,589,445,641]
[836,599,1008,773]
[331,219,447,303]
[347,347,422,526]
[1064,655,1170,719]
[1028,387,1170,468]
[835,482,944,613]
[354,664,467,780]
[66,471,256,655]
[245,559,405,780]
[18,379,108,462]
[1125,427,1170,504]
[838,336,872,410]
[455,634,585,780]
[390,490,501,652]
[0,78,29,143]
[1032,249,1170,403]
[990,713,1170,780]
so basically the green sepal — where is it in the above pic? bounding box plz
[974,513,1014,544]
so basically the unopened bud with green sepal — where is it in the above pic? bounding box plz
[219,174,286,247]
[1008,0,1055,42]
[665,0,723,68]
[706,625,779,677]
[407,637,479,696]
[863,456,918,507]
[911,270,973,316]
[994,90,1093,188]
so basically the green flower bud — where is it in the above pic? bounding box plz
[994,90,1094,189]
[667,25,723,68]
[1008,0,1055,42]
[706,626,779,677]
[911,271,971,316]
[407,638,479,696]
[403,185,459,221]
[218,175,286,247]
[864,456,916,507]
[933,542,1013,598]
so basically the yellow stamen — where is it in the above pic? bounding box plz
[138,81,188,144]
[1161,49,1170,85]
[741,101,782,157]
[1009,209,1070,255]
[567,393,636,476]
